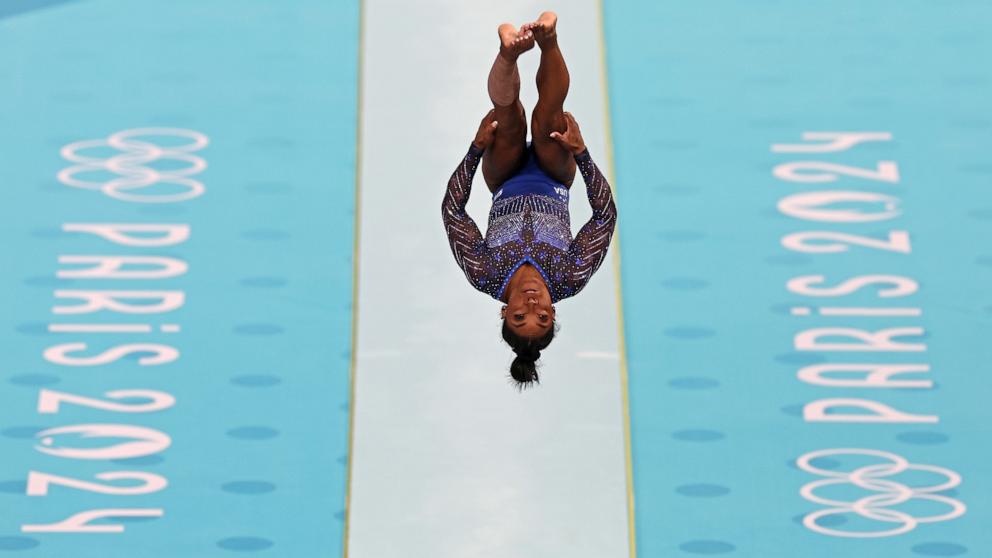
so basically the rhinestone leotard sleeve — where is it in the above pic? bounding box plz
[441,145,492,293]
[565,149,617,296]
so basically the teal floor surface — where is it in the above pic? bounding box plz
[2,1,990,556]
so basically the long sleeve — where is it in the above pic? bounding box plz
[566,149,617,295]
[441,145,490,289]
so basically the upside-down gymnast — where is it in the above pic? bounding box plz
[442,12,617,388]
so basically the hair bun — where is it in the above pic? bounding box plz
[509,355,540,386]
[501,321,556,390]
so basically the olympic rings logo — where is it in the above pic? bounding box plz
[797,448,966,538]
[58,128,208,203]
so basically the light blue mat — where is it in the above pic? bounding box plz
[0,0,358,555]
[605,1,991,556]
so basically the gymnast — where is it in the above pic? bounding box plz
[442,12,617,388]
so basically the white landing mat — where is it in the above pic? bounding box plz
[347,2,629,556]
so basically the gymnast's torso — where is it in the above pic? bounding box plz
[442,143,617,303]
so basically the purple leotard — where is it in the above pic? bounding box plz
[441,143,617,303]
[492,143,570,204]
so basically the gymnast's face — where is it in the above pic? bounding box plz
[501,277,556,338]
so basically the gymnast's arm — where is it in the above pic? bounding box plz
[549,112,617,287]
[568,148,618,287]
[441,144,489,282]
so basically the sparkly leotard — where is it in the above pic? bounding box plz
[441,143,617,303]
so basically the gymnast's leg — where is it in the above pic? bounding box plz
[481,23,533,193]
[528,11,576,187]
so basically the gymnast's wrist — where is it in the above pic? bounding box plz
[469,143,486,157]
[574,147,590,161]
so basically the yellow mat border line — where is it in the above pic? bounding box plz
[343,0,365,554]
[596,1,637,556]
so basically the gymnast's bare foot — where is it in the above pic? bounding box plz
[498,22,535,62]
[529,11,558,49]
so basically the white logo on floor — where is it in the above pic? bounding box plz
[797,448,966,538]
[58,128,208,203]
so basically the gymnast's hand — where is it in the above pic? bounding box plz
[549,112,587,155]
[472,109,499,151]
